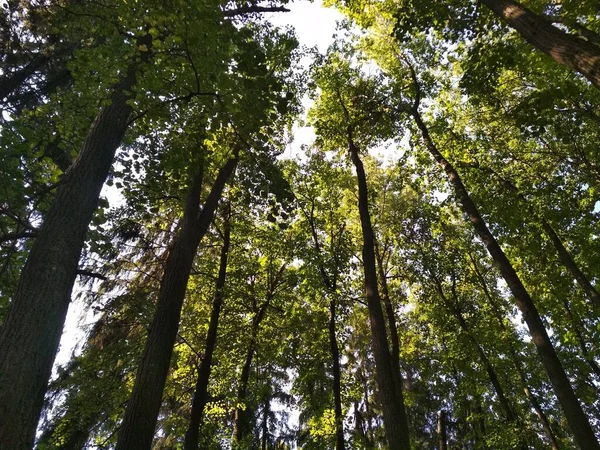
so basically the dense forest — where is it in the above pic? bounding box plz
[1,0,600,449]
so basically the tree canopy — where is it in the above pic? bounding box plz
[1,0,600,449]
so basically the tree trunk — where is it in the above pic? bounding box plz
[115,151,239,450]
[469,253,561,450]
[375,244,402,380]
[541,220,600,309]
[480,0,600,89]
[328,297,346,450]
[183,205,231,450]
[437,410,448,450]
[304,209,346,450]
[411,108,599,449]
[432,274,516,423]
[477,167,600,310]
[347,131,411,450]
[234,301,269,444]
[261,400,269,450]
[0,63,137,449]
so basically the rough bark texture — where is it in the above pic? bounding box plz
[481,0,600,89]
[411,107,599,449]
[183,206,231,450]
[0,65,135,450]
[348,132,411,450]
[115,152,239,450]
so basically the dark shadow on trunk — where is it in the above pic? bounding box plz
[115,149,239,450]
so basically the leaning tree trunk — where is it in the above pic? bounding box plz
[411,105,599,449]
[183,204,231,450]
[480,0,600,89]
[476,167,600,310]
[115,151,239,450]
[0,56,140,448]
[347,130,411,450]
[432,274,517,423]
[469,253,561,450]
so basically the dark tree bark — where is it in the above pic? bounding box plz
[480,0,600,89]
[409,88,598,448]
[437,410,448,450]
[234,305,266,444]
[261,400,269,450]
[347,130,411,450]
[431,272,517,423]
[183,205,231,450]
[472,166,600,310]
[0,59,139,449]
[469,253,561,450]
[115,150,239,450]
[234,264,285,444]
[541,221,600,309]
[303,206,345,450]
[327,297,346,450]
[375,243,402,378]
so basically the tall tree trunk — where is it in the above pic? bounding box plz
[183,205,231,450]
[542,220,600,309]
[474,166,600,309]
[261,400,269,450]
[375,244,402,379]
[234,301,269,444]
[304,209,345,450]
[0,59,139,449]
[115,151,239,450]
[469,253,561,450]
[432,273,516,423]
[411,103,599,449]
[328,296,346,450]
[347,130,411,450]
[480,0,600,89]
[437,410,448,450]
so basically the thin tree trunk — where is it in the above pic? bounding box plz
[541,220,600,309]
[0,57,140,448]
[375,244,402,377]
[261,400,269,450]
[560,298,600,379]
[328,296,346,450]
[480,0,600,89]
[304,208,345,450]
[437,410,448,450]
[234,301,269,443]
[115,151,239,450]
[469,253,561,450]
[183,204,231,450]
[347,130,411,450]
[432,273,516,422]
[475,166,600,309]
[411,102,599,449]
